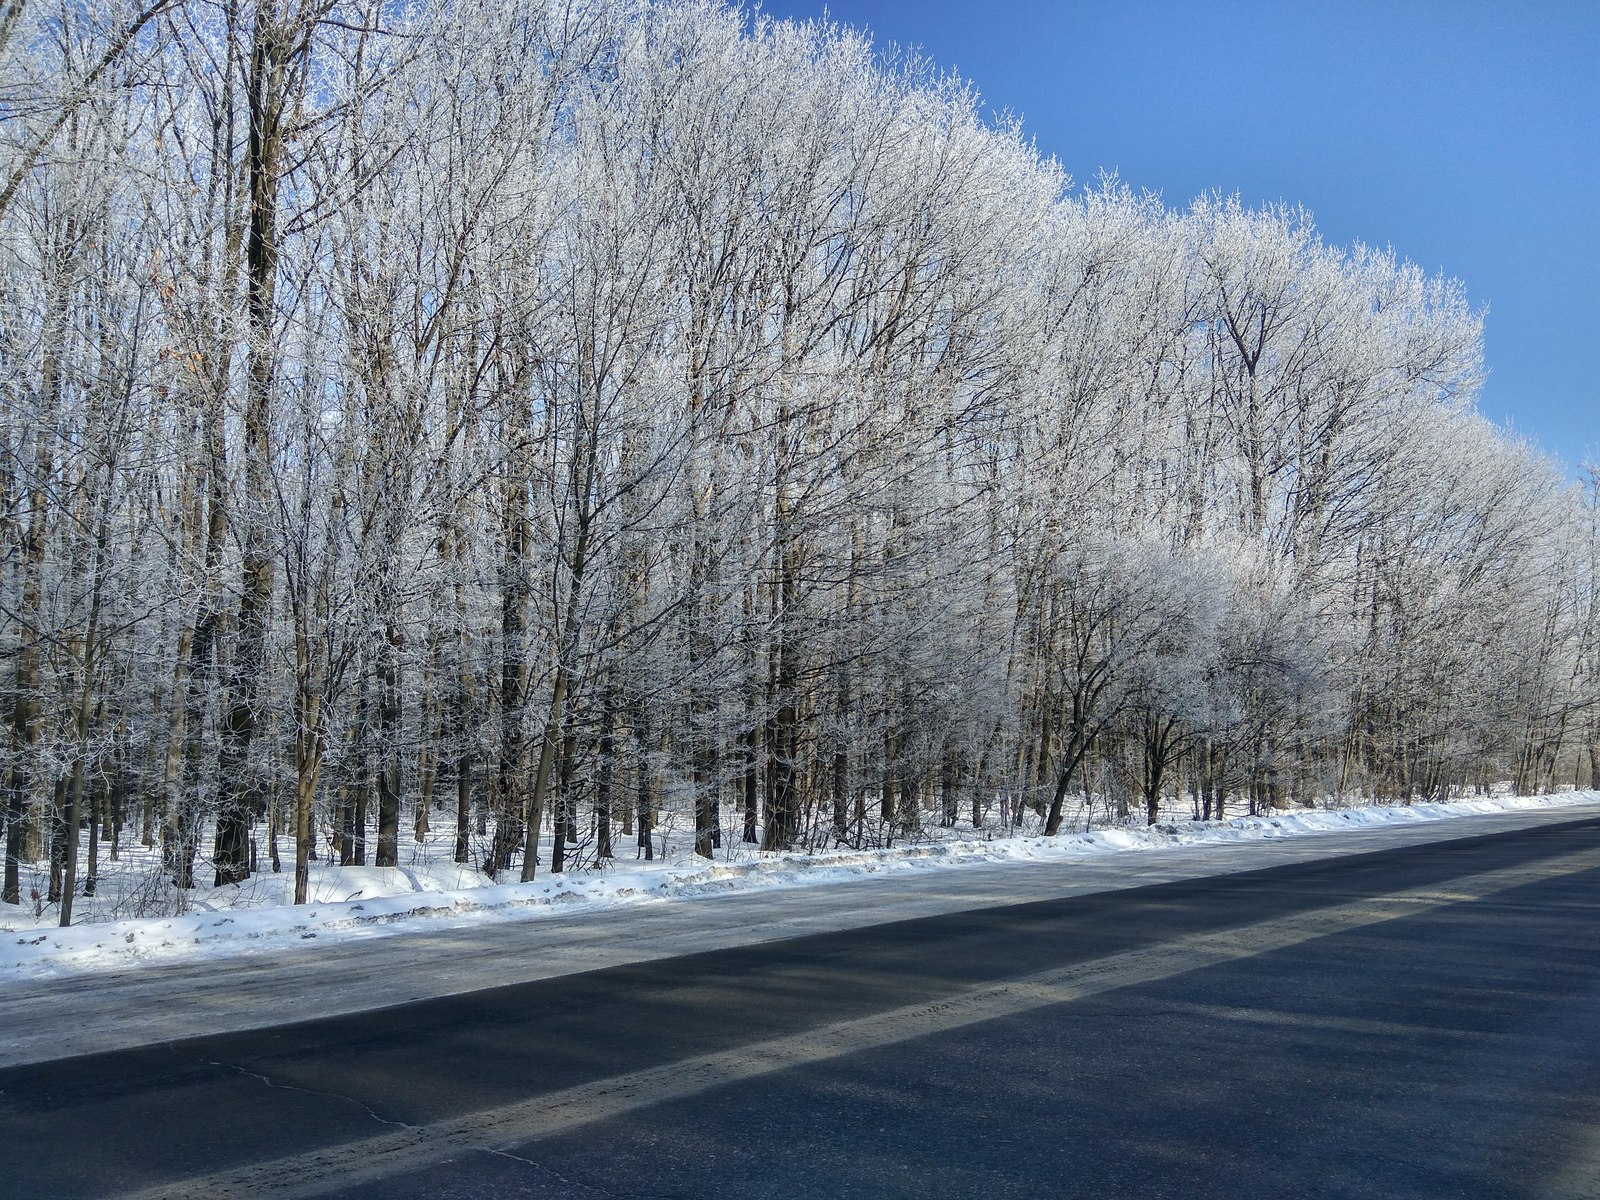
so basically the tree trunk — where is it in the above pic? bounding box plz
[453,726,472,865]
[214,1,307,888]
[4,208,67,907]
[522,502,593,882]
[84,780,103,897]
[291,668,325,906]
[635,710,653,860]
[595,684,616,860]
[374,623,402,868]
[940,746,958,828]
[880,725,896,829]
[742,724,759,844]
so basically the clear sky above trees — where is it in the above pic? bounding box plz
[764,0,1599,471]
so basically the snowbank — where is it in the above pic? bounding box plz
[2,792,1594,981]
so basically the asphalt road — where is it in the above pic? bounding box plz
[5,815,1600,1199]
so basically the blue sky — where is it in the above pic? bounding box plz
[762,0,1598,472]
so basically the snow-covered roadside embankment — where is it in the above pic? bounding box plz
[2,792,1594,981]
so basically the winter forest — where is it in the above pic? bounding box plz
[3,0,1597,926]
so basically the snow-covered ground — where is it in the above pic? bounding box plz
[4,791,1595,983]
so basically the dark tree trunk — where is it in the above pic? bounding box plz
[831,736,849,844]
[3,767,27,906]
[489,459,530,879]
[941,747,958,828]
[352,777,369,866]
[374,624,402,868]
[550,722,577,875]
[635,713,653,860]
[336,785,355,865]
[83,780,104,897]
[375,772,400,869]
[761,694,798,852]
[47,779,67,903]
[595,685,615,860]
[451,672,473,864]
[215,1,312,889]
[454,741,472,865]
[1043,773,1068,836]
[880,726,896,829]
[742,725,759,844]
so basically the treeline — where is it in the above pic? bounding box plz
[2,0,1596,919]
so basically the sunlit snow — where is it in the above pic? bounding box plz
[3,791,1591,981]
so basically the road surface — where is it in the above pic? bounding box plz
[4,809,1600,1198]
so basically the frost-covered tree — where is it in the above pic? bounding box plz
[0,0,1587,924]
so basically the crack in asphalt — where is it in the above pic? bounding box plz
[481,1146,622,1198]
[204,1059,415,1130]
